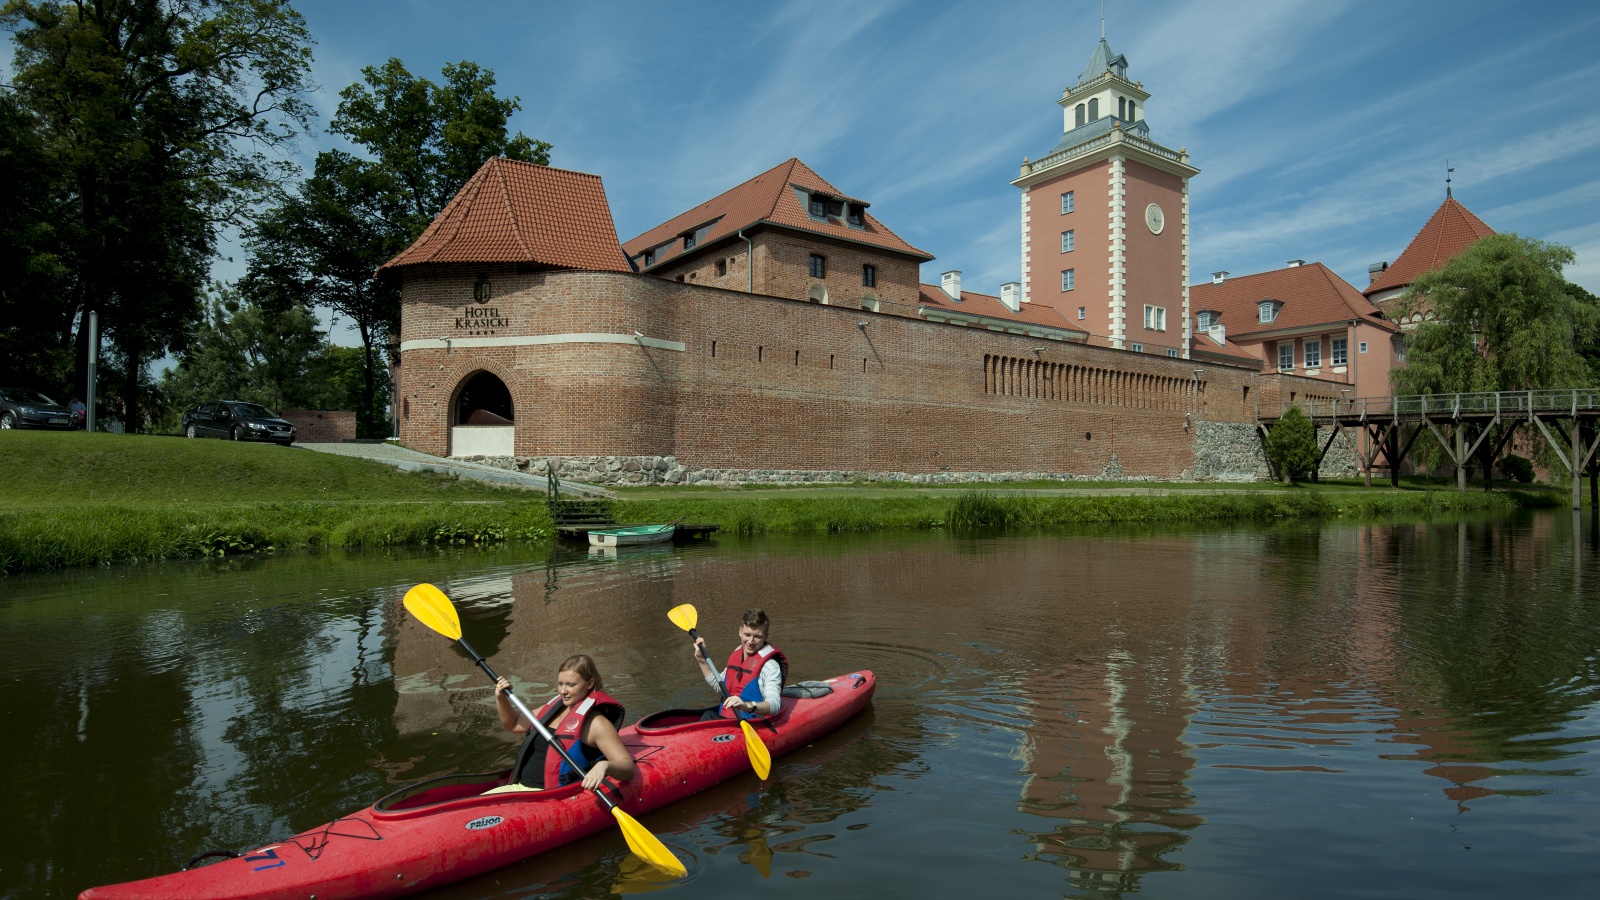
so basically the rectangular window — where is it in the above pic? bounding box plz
[683,233,696,250]
[715,259,727,277]
[1061,230,1075,253]
[862,264,876,288]
[809,196,825,217]
[809,254,826,278]
[1358,341,1369,354]
[1061,269,1075,291]
[1166,348,1179,357]
[1304,340,1321,368]
[1143,305,1166,331]
[1331,337,1347,366]
[1278,344,1294,371]
[846,204,863,227]
[1077,306,1085,319]
[642,249,656,266]
[1061,191,1075,214]
[1131,342,1144,353]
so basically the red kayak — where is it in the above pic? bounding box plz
[80,671,874,899]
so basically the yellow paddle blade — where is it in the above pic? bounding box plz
[403,583,463,641]
[611,807,687,878]
[740,718,772,781]
[666,603,698,633]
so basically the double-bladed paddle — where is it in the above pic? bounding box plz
[403,583,686,878]
[667,603,774,781]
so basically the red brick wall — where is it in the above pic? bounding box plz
[278,409,357,443]
[396,268,1344,477]
[649,230,921,313]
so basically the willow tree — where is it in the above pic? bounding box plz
[2,0,315,429]
[1391,234,1593,395]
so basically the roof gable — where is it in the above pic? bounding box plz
[1364,197,1495,296]
[622,158,932,269]
[379,157,631,275]
[1189,263,1393,337]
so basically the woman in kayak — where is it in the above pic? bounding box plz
[493,654,636,791]
[693,607,788,721]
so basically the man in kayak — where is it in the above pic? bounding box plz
[693,608,788,721]
[493,654,636,791]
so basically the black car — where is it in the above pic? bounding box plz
[182,400,296,445]
[0,387,75,430]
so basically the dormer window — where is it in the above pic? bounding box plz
[643,249,656,267]
[1197,311,1213,329]
[1258,300,1281,324]
[846,204,864,227]
[809,196,825,217]
[682,233,696,251]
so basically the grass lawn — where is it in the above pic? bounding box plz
[0,430,1556,575]
[1,431,554,573]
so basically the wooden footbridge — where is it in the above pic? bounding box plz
[1256,389,1600,509]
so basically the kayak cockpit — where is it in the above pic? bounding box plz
[372,770,585,818]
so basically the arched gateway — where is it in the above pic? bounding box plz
[450,370,514,457]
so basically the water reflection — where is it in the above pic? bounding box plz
[5,514,1600,899]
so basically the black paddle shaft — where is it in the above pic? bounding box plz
[455,635,620,811]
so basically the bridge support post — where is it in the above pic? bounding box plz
[1456,424,1467,493]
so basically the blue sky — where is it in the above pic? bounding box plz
[19,0,1600,311]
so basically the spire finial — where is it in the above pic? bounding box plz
[1446,161,1454,199]
[1101,0,1106,39]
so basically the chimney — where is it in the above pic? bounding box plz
[1367,261,1389,284]
[1211,271,1228,285]
[940,270,962,301]
[999,282,1021,312]
[1208,322,1226,345]
[1286,259,1305,267]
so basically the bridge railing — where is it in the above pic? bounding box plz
[1257,388,1600,422]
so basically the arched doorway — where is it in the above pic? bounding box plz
[450,370,515,457]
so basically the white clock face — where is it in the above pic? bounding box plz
[1145,203,1165,235]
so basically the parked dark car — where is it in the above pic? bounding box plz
[0,387,75,430]
[181,400,296,445]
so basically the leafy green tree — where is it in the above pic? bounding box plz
[330,58,551,237]
[245,151,397,437]
[1391,234,1595,395]
[2,0,315,429]
[1265,404,1319,483]
[0,91,74,391]
[159,282,343,430]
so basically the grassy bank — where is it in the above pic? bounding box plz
[610,485,1530,536]
[1,430,1548,575]
[0,431,553,574]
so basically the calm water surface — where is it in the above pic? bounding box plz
[4,515,1600,898]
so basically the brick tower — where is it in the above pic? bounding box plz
[1013,36,1198,357]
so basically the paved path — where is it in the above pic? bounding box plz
[296,442,615,497]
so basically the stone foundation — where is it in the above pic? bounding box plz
[1193,421,1359,482]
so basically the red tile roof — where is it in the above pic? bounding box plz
[1189,262,1394,338]
[1189,332,1263,366]
[622,158,933,269]
[916,284,1088,335]
[379,157,631,276]
[1364,197,1495,296]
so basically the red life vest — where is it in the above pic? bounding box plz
[721,642,788,720]
[511,689,624,788]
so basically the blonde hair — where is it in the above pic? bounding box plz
[559,653,604,692]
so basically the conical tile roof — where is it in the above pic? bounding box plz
[379,157,630,275]
[1364,197,1494,296]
